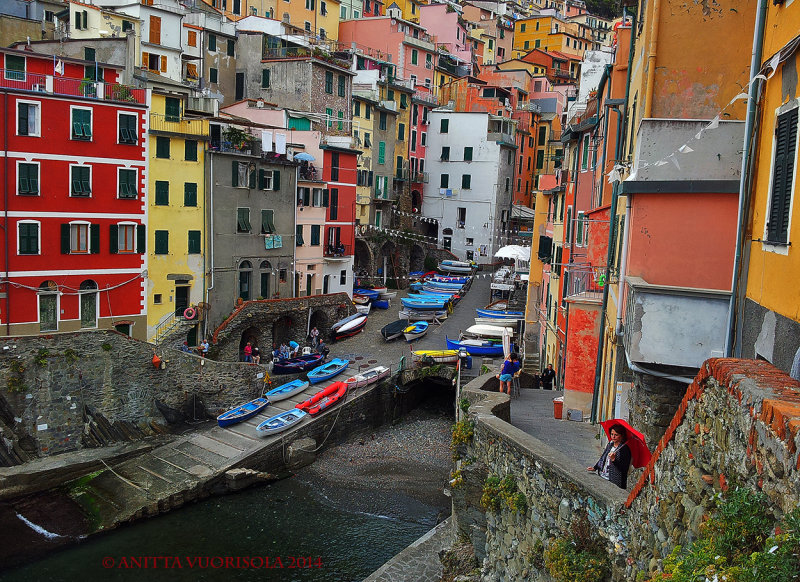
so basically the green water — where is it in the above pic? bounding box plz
[3,474,440,582]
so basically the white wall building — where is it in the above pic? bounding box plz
[422,110,517,265]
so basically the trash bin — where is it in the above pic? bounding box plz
[553,397,564,420]
[463,356,473,369]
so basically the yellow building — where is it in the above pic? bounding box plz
[388,0,426,23]
[64,0,141,66]
[203,0,341,40]
[147,92,209,344]
[737,3,800,373]
[512,15,590,60]
[353,94,377,225]
[380,81,413,199]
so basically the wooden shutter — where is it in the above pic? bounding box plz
[90,224,100,254]
[272,170,280,191]
[322,189,329,207]
[248,168,256,189]
[136,224,146,253]
[303,188,311,206]
[61,224,70,254]
[231,161,239,186]
[109,224,119,253]
[768,108,798,244]
[149,16,161,44]
[160,55,167,73]
[142,51,150,70]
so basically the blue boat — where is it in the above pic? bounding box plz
[401,297,450,310]
[265,379,310,402]
[403,321,429,342]
[446,336,508,356]
[415,291,460,304]
[353,288,380,300]
[475,309,525,319]
[307,358,350,384]
[421,285,462,295]
[256,408,307,436]
[217,397,270,427]
[409,282,424,292]
[424,280,465,289]
[430,275,471,284]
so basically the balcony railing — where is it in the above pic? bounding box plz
[149,113,209,138]
[565,267,603,300]
[262,46,350,69]
[324,243,352,257]
[413,89,439,106]
[411,171,429,183]
[299,166,320,181]
[0,70,146,105]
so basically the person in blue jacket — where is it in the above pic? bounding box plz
[497,352,521,395]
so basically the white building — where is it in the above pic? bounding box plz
[422,110,516,265]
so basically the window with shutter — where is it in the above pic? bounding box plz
[149,16,161,44]
[71,166,91,196]
[262,69,270,88]
[325,71,333,94]
[184,182,197,206]
[155,230,169,254]
[464,146,473,161]
[118,224,136,253]
[338,75,345,97]
[119,113,137,144]
[378,141,385,164]
[185,139,197,161]
[237,208,251,232]
[296,225,304,245]
[272,170,281,190]
[209,33,216,51]
[330,189,338,220]
[188,230,201,254]
[18,223,39,255]
[261,209,275,234]
[766,107,798,245]
[155,181,169,205]
[18,162,39,195]
[156,136,170,158]
[5,55,25,81]
[440,118,449,133]
[461,174,471,189]
[71,108,92,140]
[311,225,321,246]
[227,39,235,56]
[164,97,180,122]
[119,169,137,199]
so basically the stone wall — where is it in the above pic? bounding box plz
[624,358,800,578]
[0,331,269,465]
[454,376,629,581]
[211,292,355,361]
[452,359,800,581]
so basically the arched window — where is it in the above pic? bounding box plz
[79,280,98,328]
[442,227,453,235]
[38,281,58,332]
[239,260,252,301]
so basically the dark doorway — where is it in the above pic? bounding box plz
[272,316,293,346]
[306,274,313,296]
[323,274,329,294]
[239,326,259,361]
[186,325,198,347]
[175,286,189,316]
[235,72,245,101]
[115,323,131,336]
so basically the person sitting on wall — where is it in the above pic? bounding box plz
[336,242,345,256]
[586,423,632,489]
[252,345,261,365]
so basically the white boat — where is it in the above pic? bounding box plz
[378,290,397,300]
[475,317,522,326]
[344,365,391,389]
[403,321,429,342]
[398,309,448,321]
[256,408,307,436]
[465,324,515,338]
[411,349,461,364]
[355,303,371,315]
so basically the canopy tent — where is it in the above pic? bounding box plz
[494,245,531,261]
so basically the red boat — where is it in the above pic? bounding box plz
[295,381,348,415]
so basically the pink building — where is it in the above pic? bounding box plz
[418,4,473,66]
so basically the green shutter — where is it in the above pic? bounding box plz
[237,208,251,232]
[441,118,449,133]
[296,225,304,245]
[231,160,239,186]
[322,189,329,207]
[258,169,266,189]
[155,181,169,205]
[188,230,201,253]
[61,224,70,253]
[165,97,180,122]
[155,230,168,254]
[464,147,473,161]
[272,170,280,191]
[248,168,256,189]
[90,224,100,254]
[462,174,471,189]
[262,69,270,88]
[156,136,170,158]
[227,39,235,56]
[378,141,385,164]
[184,182,197,206]
[109,224,119,253]
[185,139,197,161]
[768,108,798,244]
[565,207,572,244]
[303,188,311,206]
[136,224,146,253]
[209,33,216,51]
[261,209,275,234]
[311,224,320,245]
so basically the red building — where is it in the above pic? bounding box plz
[0,48,149,339]
[321,144,358,293]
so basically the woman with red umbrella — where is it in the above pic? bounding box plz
[587,423,633,489]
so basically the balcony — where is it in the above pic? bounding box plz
[299,166,321,181]
[413,89,439,106]
[564,267,603,302]
[324,242,352,259]
[186,96,219,116]
[623,277,730,369]
[395,168,412,181]
[149,113,209,138]
[373,189,394,202]
[0,70,147,105]
[411,171,429,183]
[262,46,350,70]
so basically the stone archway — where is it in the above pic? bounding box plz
[309,309,329,333]
[239,326,260,361]
[354,238,373,276]
[410,244,426,273]
[272,316,294,346]
[379,241,397,280]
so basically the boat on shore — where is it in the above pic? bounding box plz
[484,299,508,311]
[355,303,371,315]
[403,321,429,342]
[264,379,309,402]
[307,358,350,384]
[256,408,307,436]
[438,260,476,274]
[353,288,380,300]
[446,336,507,356]
[331,313,368,340]
[372,299,390,309]
[344,365,390,389]
[378,290,397,300]
[475,309,523,319]
[296,381,348,415]
[381,319,407,341]
[475,317,521,326]
[465,324,515,338]
[272,353,326,375]
[217,397,270,427]
[398,309,448,321]
[353,293,371,305]
[411,349,461,364]
[401,297,451,310]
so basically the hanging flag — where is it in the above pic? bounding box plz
[678,144,694,154]
[55,60,65,76]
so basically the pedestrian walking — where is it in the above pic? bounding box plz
[540,363,556,390]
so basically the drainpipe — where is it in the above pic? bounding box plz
[3,91,9,336]
[205,149,215,339]
[643,0,661,118]
[590,7,636,424]
[615,193,632,335]
[625,351,692,385]
[726,0,768,357]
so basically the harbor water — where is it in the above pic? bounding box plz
[1,407,453,582]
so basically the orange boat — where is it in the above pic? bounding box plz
[295,381,348,415]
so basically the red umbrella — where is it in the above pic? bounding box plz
[600,419,652,469]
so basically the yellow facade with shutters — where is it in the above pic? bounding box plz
[146,93,209,343]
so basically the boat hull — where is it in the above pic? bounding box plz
[344,366,390,389]
[307,359,349,384]
[296,381,348,415]
[401,298,450,310]
[256,408,307,436]
[446,336,507,356]
[217,397,270,427]
[411,350,460,364]
[381,320,407,340]
[399,309,447,321]
[475,309,524,318]
[331,313,368,340]
[265,379,309,402]
[272,354,325,375]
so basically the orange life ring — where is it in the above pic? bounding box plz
[183,307,196,320]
